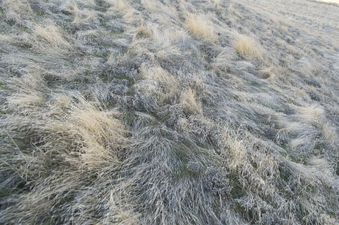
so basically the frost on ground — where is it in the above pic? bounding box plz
[0,0,338,224]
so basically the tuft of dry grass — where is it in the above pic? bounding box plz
[61,1,97,24]
[65,98,126,169]
[185,14,217,42]
[1,0,32,22]
[141,0,158,12]
[107,0,136,22]
[7,72,45,109]
[110,0,130,12]
[259,66,278,79]
[135,24,153,39]
[8,92,44,108]
[140,65,179,98]
[222,133,247,170]
[34,24,72,49]
[234,35,264,60]
[209,0,221,6]
[321,122,337,145]
[180,88,202,114]
[297,104,325,125]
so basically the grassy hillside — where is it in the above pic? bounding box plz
[0,0,338,224]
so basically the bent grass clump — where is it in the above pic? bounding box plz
[180,88,202,114]
[234,35,264,60]
[67,98,127,169]
[34,24,72,50]
[1,90,128,223]
[185,14,218,42]
[135,24,153,39]
[140,65,179,99]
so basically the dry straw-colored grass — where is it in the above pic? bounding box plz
[234,35,264,60]
[1,0,338,224]
[185,14,217,42]
[34,24,72,49]
[180,88,202,114]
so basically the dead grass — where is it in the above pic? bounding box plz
[67,98,127,169]
[140,65,179,98]
[111,0,131,12]
[8,92,44,108]
[7,72,45,109]
[234,35,264,60]
[180,88,202,114]
[135,24,153,39]
[297,104,325,125]
[1,0,32,22]
[222,133,247,170]
[321,122,337,145]
[0,0,338,224]
[34,24,72,49]
[185,14,217,42]
[107,0,135,22]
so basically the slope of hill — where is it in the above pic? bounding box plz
[318,0,339,4]
[0,0,338,224]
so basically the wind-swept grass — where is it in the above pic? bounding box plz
[0,0,338,224]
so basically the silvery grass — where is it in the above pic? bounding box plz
[0,0,338,224]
